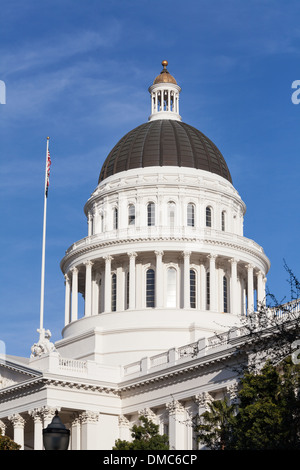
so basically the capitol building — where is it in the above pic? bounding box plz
[0,61,271,450]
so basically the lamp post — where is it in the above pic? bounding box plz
[43,410,70,450]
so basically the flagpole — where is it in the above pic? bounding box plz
[39,137,50,332]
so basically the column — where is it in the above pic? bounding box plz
[71,415,81,450]
[166,400,186,450]
[230,258,239,314]
[9,414,25,450]
[182,251,191,309]
[128,252,137,310]
[64,273,71,326]
[199,259,206,311]
[194,392,213,450]
[155,251,164,308]
[247,264,254,314]
[84,261,93,317]
[256,270,265,307]
[118,415,131,442]
[208,254,217,311]
[71,267,78,322]
[104,255,113,313]
[29,409,43,450]
[87,213,93,236]
[80,411,100,450]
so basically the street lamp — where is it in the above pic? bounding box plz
[43,410,70,450]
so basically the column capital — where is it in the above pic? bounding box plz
[70,266,78,274]
[127,251,138,259]
[118,415,130,427]
[103,255,113,263]
[84,260,94,267]
[166,399,185,415]
[246,263,254,271]
[64,273,70,282]
[8,413,26,428]
[155,250,164,257]
[229,257,239,265]
[80,411,100,424]
[182,251,191,258]
[194,392,213,410]
[207,253,217,261]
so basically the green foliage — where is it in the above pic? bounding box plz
[196,358,300,450]
[113,415,169,450]
[0,429,21,450]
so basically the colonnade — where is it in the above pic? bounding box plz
[63,250,266,327]
[0,385,238,450]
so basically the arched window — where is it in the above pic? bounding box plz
[166,267,177,307]
[187,203,195,227]
[146,269,155,307]
[190,269,196,308]
[223,276,228,313]
[206,271,210,309]
[147,202,155,226]
[113,207,118,230]
[206,206,212,227]
[128,204,135,226]
[221,211,226,231]
[111,273,117,312]
[168,202,175,227]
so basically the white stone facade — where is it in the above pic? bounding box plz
[0,61,276,450]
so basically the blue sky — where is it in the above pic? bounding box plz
[0,0,299,358]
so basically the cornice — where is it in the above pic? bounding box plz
[60,233,270,273]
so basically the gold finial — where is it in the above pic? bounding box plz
[47,136,50,140]
[162,60,168,68]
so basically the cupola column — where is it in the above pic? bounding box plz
[208,254,217,311]
[64,273,71,326]
[128,252,137,310]
[256,270,265,307]
[183,251,191,309]
[247,264,254,314]
[155,251,164,308]
[104,255,113,313]
[71,267,78,322]
[230,258,239,314]
[84,261,93,317]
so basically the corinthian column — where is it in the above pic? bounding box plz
[64,273,71,326]
[155,251,164,308]
[71,267,78,322]
[208,254,217,311]
[84,260,93,317]
[128,252,137,310]
[182,251,191,309]
[246,264,254,314]
[104,255,113,312]
[9,414,25,450]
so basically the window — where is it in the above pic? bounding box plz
[113,207,118,230]
[168,202,175,227]
[111,273,117,312]
[206,206,212,227]
[206,271,210,309]
[221,211,226,231]
[223,276,228,313]
[166,267,177,307]
[128,204,135,226]
[190,269,196,308]
[147,202,155,226]
[187,203,195,227]
[146,269,155,307]
[100,214,104,233]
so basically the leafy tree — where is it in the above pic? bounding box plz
[195,398,236,450]
[0,430,21,450]
[113,415,169,450]
[196,358,300,450]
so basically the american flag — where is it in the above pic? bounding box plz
[45,147,51,197]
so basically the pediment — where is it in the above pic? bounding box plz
[0,357,42,390]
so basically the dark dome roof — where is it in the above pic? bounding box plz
[99,120,232,184]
